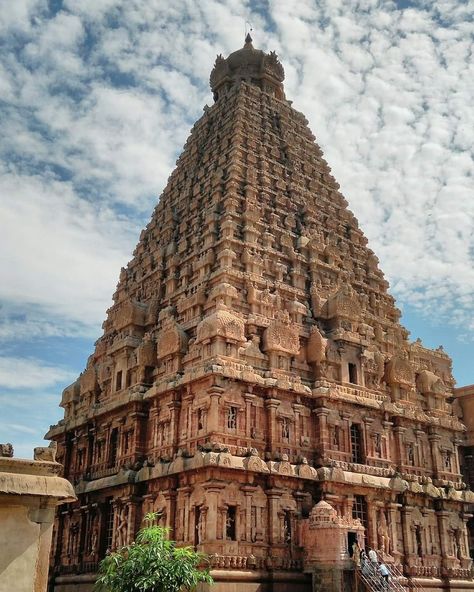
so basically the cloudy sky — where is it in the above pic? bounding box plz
[0,0,472,458]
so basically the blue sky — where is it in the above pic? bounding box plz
[0,0,473,458]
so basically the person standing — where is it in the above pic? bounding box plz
[368,547,378,564]
[352,541,361,566]
[379,562,390,587]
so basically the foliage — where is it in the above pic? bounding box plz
[95,512,213,592]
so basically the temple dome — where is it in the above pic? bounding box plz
[210,34,285,101]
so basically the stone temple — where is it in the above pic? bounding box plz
[46,37,474,592]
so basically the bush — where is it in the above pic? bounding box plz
[95,512,213,592]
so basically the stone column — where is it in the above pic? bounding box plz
[293,403,304,447]
[388,502,401,558]
[340,411,351,457]
[207,387,224,435]
[314,407,330,457]
[382,420,393,462]
[241,485,256,542]
[401,505,414,558]
[436,509,450,560]
[163,489,177,531]
[267,488,283,545]
[265,397,280,449]
[363,417,374,461]
[168,399,181,449]
[177,486,191,542]
[203,481,225,542]
[366,497,378,549]
[429,431,442,476]
[244,393,256,439]
[126,497,141,544]
[393,425,406,467]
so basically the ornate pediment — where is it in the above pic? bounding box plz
[325,285,361,320]
[196,302,245,344]
[263,311,300,355]
[385,352,415,386]
[157,313,188,359]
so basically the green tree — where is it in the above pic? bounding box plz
[95,512,213,592]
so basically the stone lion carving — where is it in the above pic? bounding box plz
[34,441,57,462]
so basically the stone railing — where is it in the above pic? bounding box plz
[336,384,388,404]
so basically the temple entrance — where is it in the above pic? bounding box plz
[348,531,358,557]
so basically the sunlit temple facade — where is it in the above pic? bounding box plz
[47,37,474,592]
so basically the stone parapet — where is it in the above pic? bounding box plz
[0,446,76,592]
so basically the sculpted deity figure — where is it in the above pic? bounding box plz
[115,505,129,548]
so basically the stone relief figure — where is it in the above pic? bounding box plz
[89,522,99,556]
[115,505,129,548]
[197,508,205,544]
[378,509,390,555]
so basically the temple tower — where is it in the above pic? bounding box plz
[47,37,474,592]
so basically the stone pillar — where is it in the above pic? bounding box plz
[293,403,304,447]
[244,393,256,439]
[363,417,374,460]
[314,407,330,458]
[203,481,225,542]
[388,502,401,558]
[267,488,283,545]
[393,425,406,467]
[401,505,414,558]
[177,486,191,542]
[126,497,140,544]
[436,509,450,560]
[265,398,280,449]
[241,485,256,542]
[382,419,393,461]
[429,431,442,476]
[341,411,351,457]
[366,497,378,549]
[207,387,224,435]
[168,399,181,448]
[163,489,177,531]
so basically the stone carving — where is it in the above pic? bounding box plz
[307,325,327,364]
[115,505,129,548]
[33,441,57,462]
[417,370,446,396]
[325,285,361,320]
[157,311,188,359]
[45,35,471,592]
[386,352,415,386]
[0,443,13,457]
[196,302,245,344]
[263,311,300,355]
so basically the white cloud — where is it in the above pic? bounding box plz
[0,356,75,389]
[0,0,472,346]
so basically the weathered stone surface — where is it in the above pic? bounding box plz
[0,451,76,592]
[46,36,473,592]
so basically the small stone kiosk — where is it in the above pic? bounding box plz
[302,500,365,592]
[0,443,76,592]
